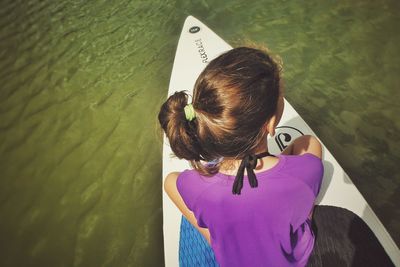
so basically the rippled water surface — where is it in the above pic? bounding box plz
[0,0,399,266]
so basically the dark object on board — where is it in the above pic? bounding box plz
[307,205,394,267]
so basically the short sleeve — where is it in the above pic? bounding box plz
[282,153,324,196]
[176,170,199,211]
[279,154,324,231]
[297,153,324,196]
[176,170,209,228]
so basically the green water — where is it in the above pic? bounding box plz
[0,0,398,266]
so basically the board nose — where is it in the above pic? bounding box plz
[184,15,200,27]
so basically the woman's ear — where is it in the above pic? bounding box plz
[270,95,285,136]
[264,115,277,137]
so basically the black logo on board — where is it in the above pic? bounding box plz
[275,126,304,152]
[189,26,200,33]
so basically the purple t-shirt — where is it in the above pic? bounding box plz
[177,153,324,267]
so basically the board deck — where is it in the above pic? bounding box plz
[162,16,400,266]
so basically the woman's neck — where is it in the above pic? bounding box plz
[218,140,275,175]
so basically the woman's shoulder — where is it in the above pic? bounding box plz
[164,170,194,190]
[280,135,322,158]
[280,152,323,168]
[293,135,322,158]
[164,169,206,194]
[164,169,216,213]
[279,153,324,196]
[280,151,323,172]
[164,171,195,210]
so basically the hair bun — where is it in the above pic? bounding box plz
[158,91,202,161]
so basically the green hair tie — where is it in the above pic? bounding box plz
[184,104,196,121]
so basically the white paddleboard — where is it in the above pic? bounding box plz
[162,16,400,266]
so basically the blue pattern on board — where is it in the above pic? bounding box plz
[179,216,219,267]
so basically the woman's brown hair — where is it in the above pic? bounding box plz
[158,47,281,176]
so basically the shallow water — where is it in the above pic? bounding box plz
[0,0,399,266]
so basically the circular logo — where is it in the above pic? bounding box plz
[268,126,304,153]
[189,26,200,34]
